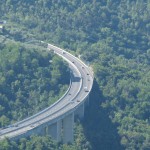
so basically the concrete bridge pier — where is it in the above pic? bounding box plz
[36,125,47,136]
[42,126,47,136]
[62,113,74,143]
[57,120,62,142]
[48,123,57,140]
[85,95,90,107]
[75,103,85,118]
[47,120,62,141]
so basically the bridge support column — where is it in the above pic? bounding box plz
[48,120,62,142]
[35,125,47,136]
[63,113,74,143]
[40,126,47,136]
[43,126,47,136]
[57,120,62,142]
[85,95,89,107]
[75,103,84,118]
[48,123,57,140]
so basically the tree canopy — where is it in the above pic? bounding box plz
[0,41,69,127]
[0,0,150,149]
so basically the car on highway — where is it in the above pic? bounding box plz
[62,51,65,54]
[84,87,89,92]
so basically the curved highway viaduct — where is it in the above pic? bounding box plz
[0,43,94,143]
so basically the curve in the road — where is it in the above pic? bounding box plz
[0,43,94,140]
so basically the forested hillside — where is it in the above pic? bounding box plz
[0,41,69,127]
[0,0,150,150]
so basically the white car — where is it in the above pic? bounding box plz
[84,87,89,92]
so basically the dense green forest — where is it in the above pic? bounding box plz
[0,41,69,127]
[0,0,150,150]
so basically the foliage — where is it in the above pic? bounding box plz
[0,0,150,149]
[0,136,58,150]
[0,41,69,127]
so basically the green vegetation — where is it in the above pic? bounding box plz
[0,120,91,150]
[0,41,69,127]
[0,136,58,150]
[0,0,150,149]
